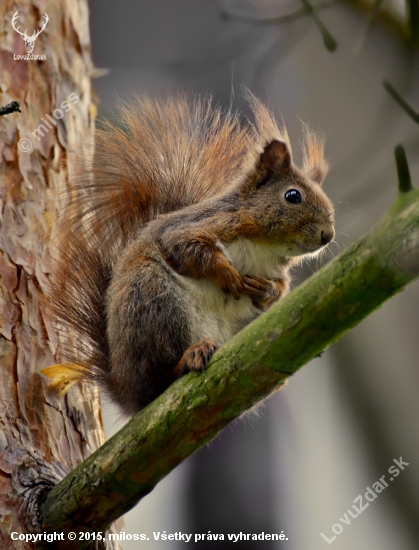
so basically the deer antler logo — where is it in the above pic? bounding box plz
[11,11,49,54]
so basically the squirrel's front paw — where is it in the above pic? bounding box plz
[174,337,218,377]
[219,268,245,299]
[210,260,244,300]
[242,275,287,310]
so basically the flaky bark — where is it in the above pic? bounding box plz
[40,159,419,549]
[0,1,118,548]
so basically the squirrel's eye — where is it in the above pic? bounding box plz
[284,189,302,204]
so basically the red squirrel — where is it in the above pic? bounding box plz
[43,93,335,416]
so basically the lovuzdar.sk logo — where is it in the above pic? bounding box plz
[11,10,49,61]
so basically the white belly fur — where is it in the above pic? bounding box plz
[179,239,290,346]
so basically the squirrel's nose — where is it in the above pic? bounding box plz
[321,226,335,246]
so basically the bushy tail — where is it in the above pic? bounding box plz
[43,95,253,391]
[43,93,328,394]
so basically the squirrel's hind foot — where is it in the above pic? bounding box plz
[174,337,217,377]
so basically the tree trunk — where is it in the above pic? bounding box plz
[0,1,117,548]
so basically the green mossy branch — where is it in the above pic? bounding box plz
[40,160,419,550]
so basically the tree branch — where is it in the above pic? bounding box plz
[383,81,419,124]
[395,144,413,193]
[222,0,338,51]
[407,0,419,45]
[346,0,410,43]
[0,101,21,116]
[221,0,338,25]
[40,155,419,549]
[299,0,338,51]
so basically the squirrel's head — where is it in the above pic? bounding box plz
[239,139,335,257]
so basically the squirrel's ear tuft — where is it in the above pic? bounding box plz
[306,166,327,185]
[259,140,291,176]
[301,124,329,185]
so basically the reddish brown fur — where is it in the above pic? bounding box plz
[45,93,333,414]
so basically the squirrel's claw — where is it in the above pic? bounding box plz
[216,267,244,300]
[174,337,217,377]
[242,275,286,310]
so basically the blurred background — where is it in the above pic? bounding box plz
[88,1,419,548]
